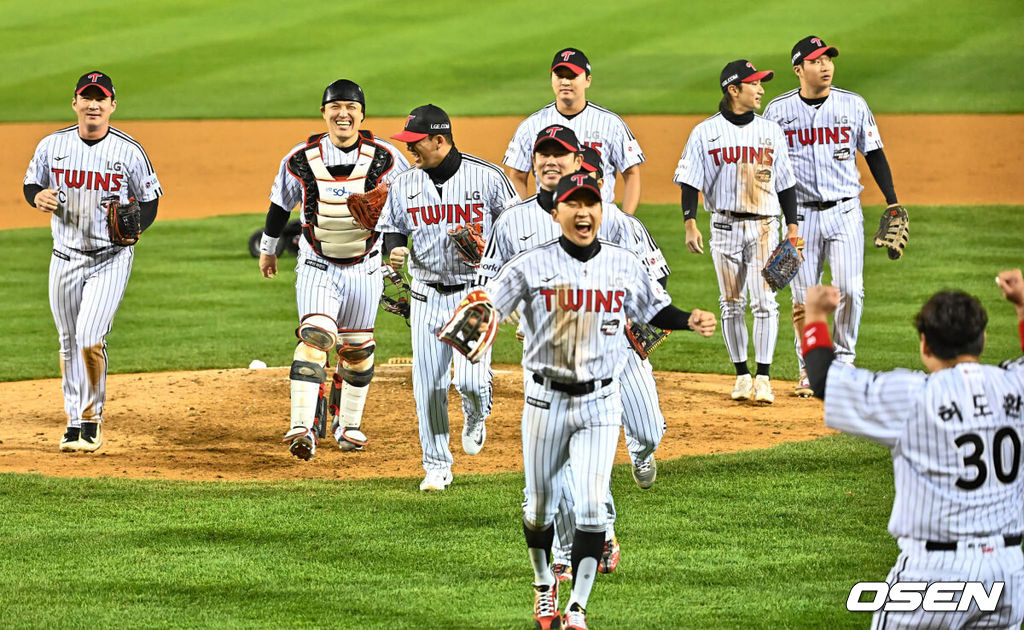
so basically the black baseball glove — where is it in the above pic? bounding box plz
[105,197,141,246]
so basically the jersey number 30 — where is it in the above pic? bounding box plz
[955,428,1022,490]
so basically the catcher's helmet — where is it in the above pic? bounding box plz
[322,79,365,112]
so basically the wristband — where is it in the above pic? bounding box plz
[1019,319,1024,353]
[801,321,833,355]
[259,233,280,256]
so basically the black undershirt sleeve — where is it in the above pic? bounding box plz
[777,186,798,226]
[864,149,898,205]
[23,183,43,206]
[657,276,668,289]
[263,203,291,238]
[680,184,699,221]
[139,198,159,232]
[382,232,408,258]
[649,305,693,331]
[804,346,835,400]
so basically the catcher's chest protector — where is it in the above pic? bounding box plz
[288,132,394,264]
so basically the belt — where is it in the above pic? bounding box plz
[532,374,613,397]
[800,197,853,210]
[925,534,1022,551]
[425,282,467,295]
[719,211,764,220]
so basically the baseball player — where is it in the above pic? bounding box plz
[764,36,903,396]
[23,71,162,453]
[503,48,645,214]
[479,127,665,583]
[674,60,799,404]
[802,269,1024,629]
[259,79,409,460]
[451,173,715,629]
[377,104,519,491]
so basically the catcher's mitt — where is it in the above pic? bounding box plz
[625,319,672,360]
[873,205,909,260]
[380,266,411,325]
[347,181,389,231]
[761,237,804,291]
[448,223,485,266]
[105,197,141,246]
[437,289,498,363]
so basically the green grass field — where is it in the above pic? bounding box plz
[1,0,1022,119]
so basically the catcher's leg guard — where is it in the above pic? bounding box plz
[290,315,335,432]
[332,332,375,451]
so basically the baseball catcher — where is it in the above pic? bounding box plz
[105,197,141,246]
[762,237,804,291]
[448,222,485,266]
[347,181,390,231]
[874,204,909,260]
[437,289,499,363]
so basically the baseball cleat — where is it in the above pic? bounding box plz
[335,426,367,452]
[632,455,657,489]
[533,582,561,629]
[419,469,453,491]
[77,422,103,453]
[283,426,317,461]
[598,535,620,573]
[59,427,81,452]
[753,375,775,404]
[563,602,588,630]
[551,563,573,583]
[462,418,486,455]
[795,369,813,398]
[730,374,753,401]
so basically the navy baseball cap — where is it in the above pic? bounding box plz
[791,36,839,66]
[391,104,452,143]
[555,172,602,203]
[75,71,114,97]
[534,125,581,153]
[580,145,603,179]
[551,48,591,76]
[720,60,774,92]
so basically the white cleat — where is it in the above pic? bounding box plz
[283,426,317,461]
[419,469,453,491]
[753,375,775,404]
[335,426,367,452]
[731,374,753,401]
[462,418,486,455]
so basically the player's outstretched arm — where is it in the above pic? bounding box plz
[648,305,716,337]
[997,269,1024,321]
[802,286,841,398]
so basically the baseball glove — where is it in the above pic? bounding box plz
[874,205,909,260]
[761,237,804,291]
[105,197,141,246]
[448,223,485,266]
[347,181,389,231]
[437,289,498,363]
[625,319,672,360]
[380,266,411,326]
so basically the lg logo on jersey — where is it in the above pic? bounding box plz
[847,581,1004,613]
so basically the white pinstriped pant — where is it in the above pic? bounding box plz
[872,537,1024,630]
[710,215,780,365]
[410,279,493,473]
[522,377,622,531]
[48,245,133,426]
[790,198,865,367]
[294,246,382,331]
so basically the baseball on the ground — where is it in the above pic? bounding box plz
[248,359,267,369]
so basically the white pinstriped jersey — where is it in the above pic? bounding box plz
[269,134,409,210]
[477,198,635,280]
[825,360,1024,541]
[763,88,884,203]
[622,213,669,282]
[24,125,162,251]
[486,240,670,383]
[673,114,795,216]
[503,103,644,203]
[377,153,519,284]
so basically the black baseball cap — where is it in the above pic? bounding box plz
[391,104,452,143]
[580,145,603,178]
[720,60,774,92]
[551,48,591,76]
[555,172,602,203]
[791,36,839,66]
[75,71,114,98]
[534,125,581,153]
